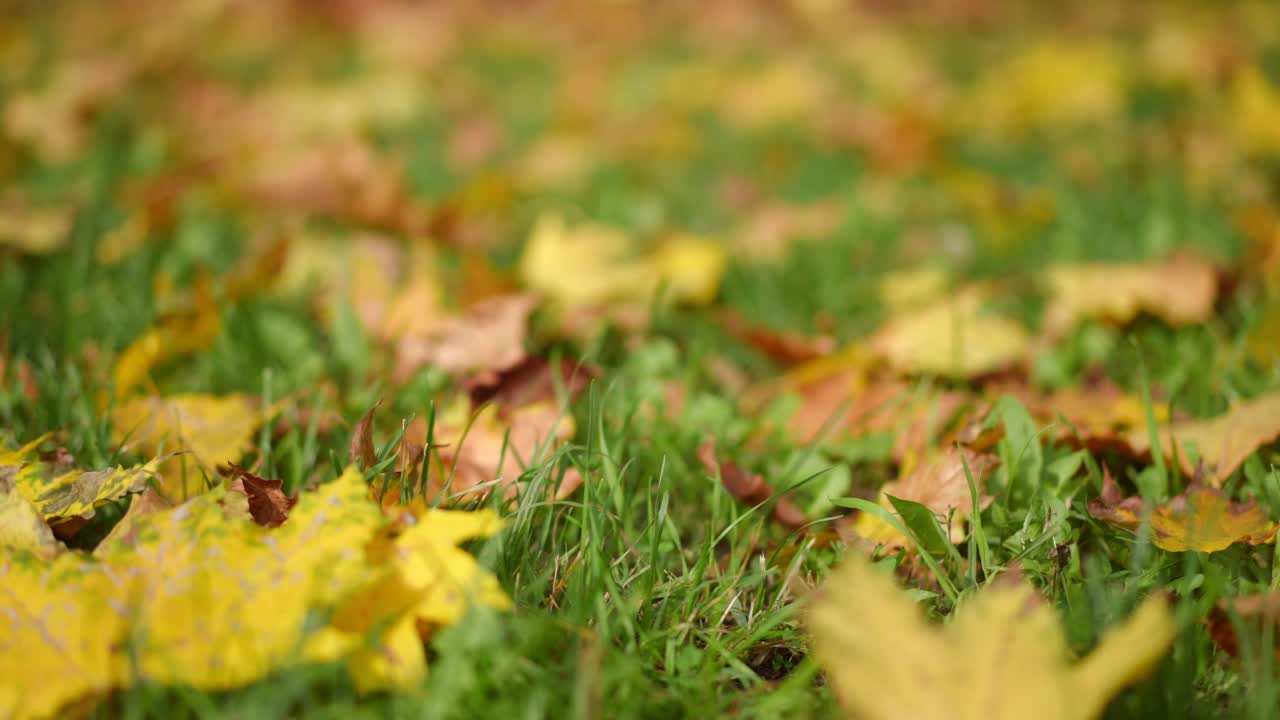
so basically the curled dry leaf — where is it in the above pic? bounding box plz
[696,438,808,529]
[227,464,297,528]
[1042,254,1218,341]
[350,399,382,471]
[464,356,595,409]
[808,553,1174,720]
[852,448,998,548]
[1086,468,1145,531]
[1091,481,1279,553]
[870,286,1030,378]
[392,293,536,383]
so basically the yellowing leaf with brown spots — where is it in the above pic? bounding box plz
[808,553,1174,720]
[1042,254,1217,341]
[1150,484,1278,553]
[1091,480,1278,552]
[111,393,268,499]
[870,286,1029,378]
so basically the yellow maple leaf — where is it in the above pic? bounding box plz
[111,393,266,499]
[0,551,122,719]
[808,553,1174,720]
[0,470,60,557]
[1,468,509,718]
[968,41,1128,132]
[1149,485,1279,553]
[520,213,725,309]
[1042,254,1217,341]
[1090,479,1278,553]
[869,286,1029,378]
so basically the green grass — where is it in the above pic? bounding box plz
[7,4,1280,718]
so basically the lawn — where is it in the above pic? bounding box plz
[5,2,1280,718]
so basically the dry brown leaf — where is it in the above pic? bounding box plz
[721,310,836,366]
[1042,254,1218,341]
[852,447,998,547]
[1123,389,1280,484]
[227,464,297,528]
[696,438,808,529]
[350,400,382,471]
[392,294,536,383]
[1205,592,1280,661]
[1086,468,1145,531]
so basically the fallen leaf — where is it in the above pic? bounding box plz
[0,202,74,255]
[520,213,726,309]
[0,434,157,537]
[350,399,382,471]
[111,393,268,499]
[1091,481,1278,553]
[1123,389,1280,484]
[730,199,842,261]
[227,464,297,528]
[0,467,509,718]
[878,265,950,311]
[1086,468,1145,531]
[696,438,808,529]
[1150,484,1279,553]
[1205,592,1280,661]
[464,356,595,409]
[721,310,837,366]
[870,286,1030,378]
[392,293,535,383]
[808,553,1174,720]
[852,448,997,548]
[0,468,60,557]
[111,274,221,398]
[1042,254,1218,341]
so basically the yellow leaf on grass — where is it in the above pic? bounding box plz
[1150,485,1279,553]
[1124,389,1280,483]
[1232,65,1280,156]
[852,449,998,548]
[520,213,725,309]
[1090,479,1278,553]
[870,286,1029,378]
[1042,254,1217,341]
[0,469,60,556]
[111,393,266,499]
[0,468,509,718]
[0,551,122,719]
[969,41,1127,132]
[808,553,1174,720]
[0,204,73,255]
[112,274,221,398]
